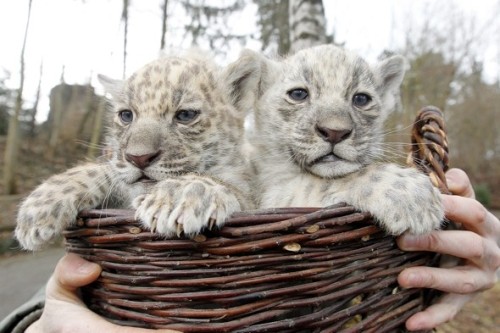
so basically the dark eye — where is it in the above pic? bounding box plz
[352,93,371,107]
[175,109,200,123]
[118,110,133,123]
[287,88,309,101]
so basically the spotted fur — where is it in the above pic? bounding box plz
[16,51,253,250]
[227,45,443,235]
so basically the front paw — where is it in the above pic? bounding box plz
[133,176,241,237]
[372,168,444,235]
[15,193,77,250]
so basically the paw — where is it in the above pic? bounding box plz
[134,176,241,237]
[15,165,112,250]
[348,165,444,235]
[373,167,444,235]
[15,190,78,250]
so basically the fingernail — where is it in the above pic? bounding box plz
[77,261,98,274]
[401,271,422,288]
[445,176,457,191]
[405,272,417,285]
[399,234,420,250]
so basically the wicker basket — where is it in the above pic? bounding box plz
[65,106,449,333]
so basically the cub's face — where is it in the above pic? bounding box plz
[230,45,405,178]
[99,55,244,189]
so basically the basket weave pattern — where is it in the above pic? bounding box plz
[65,106,449,333]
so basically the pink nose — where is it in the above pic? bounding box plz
[125,151,161,169]
[315,125,351,145]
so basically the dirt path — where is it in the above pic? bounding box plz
[0,247,65,319]
[436,282,500,333]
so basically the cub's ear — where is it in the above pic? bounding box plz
[374,55,406,113]
[97,74,125,102]
[222,49,274,114]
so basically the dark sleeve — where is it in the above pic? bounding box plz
[0,287,45,333]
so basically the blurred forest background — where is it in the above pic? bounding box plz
[0,1,499,331]
[1,0,500,232]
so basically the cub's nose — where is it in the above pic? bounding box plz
[315,125,352,145]
[125,151,161,170]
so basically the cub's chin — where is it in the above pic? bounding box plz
[306,154,362,179]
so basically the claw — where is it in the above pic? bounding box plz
[176,223,183,237]
[150,218,157,233]
[208,218,216,230]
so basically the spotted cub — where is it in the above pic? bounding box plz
[16,51,253,250]
[227,44,443,235]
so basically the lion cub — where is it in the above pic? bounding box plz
[227,45,443,235]
[16,51,253,250]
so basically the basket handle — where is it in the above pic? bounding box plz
[407,106,451,195]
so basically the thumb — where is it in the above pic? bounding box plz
[445,168,475,199]
[46,253,101,303]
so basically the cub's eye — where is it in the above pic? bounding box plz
[118,110,134,123]
[352,93,372,107]
[175,109,200,124]
[287,88,309,101]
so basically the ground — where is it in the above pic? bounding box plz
[436,283,500,333]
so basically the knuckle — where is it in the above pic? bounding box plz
[426,270,438,288]
[491,246,500,269]
[466,232,485,261]
[471,203,488,225]
[458,275,477,294]
[423,232,442,252]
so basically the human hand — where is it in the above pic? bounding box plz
[26,253,180,333]
[397,168,500,331]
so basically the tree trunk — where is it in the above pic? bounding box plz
[3,0,32,194]
[86,98,106,159]
[160,0,168,50]
[289,0,327,53]
[28,61,43,138]
[45,65,67,160]
[122,0,129,78]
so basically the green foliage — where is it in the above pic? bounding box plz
[474,184,492,208]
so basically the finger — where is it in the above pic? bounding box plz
[445,168,475,199]
[405,293,474,331]
[55,253,102,289]
[442,195,490,236]
[46,253,102,303]
[61,309,182,333]
[398,230,485,263]
[91,322,182,333]
[398,265,495,294]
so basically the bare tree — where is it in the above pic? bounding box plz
[27,61,43,138]
[180,0,246,55]
[384,2,500,166]
[122,0,130,78]
[289,0,327,52]
[3,0,32,194]
[447,63,500,181]
[160,0,168,50]
[45,68,66,160]
[253,0,290,55]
